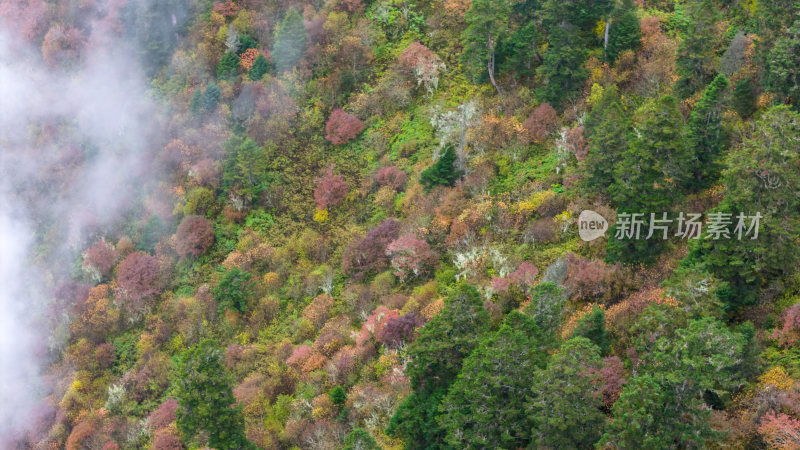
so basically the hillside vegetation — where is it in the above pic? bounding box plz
[6,0,800,448]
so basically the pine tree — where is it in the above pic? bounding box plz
[675,0,720,98]
[222,136,275,203]
[236,34,257,55]
[139,216,167,252]
[754,0,798,44]
[605,0,640,64]
[686,106,800,313]
[536,24,588,106]
[608,95,688,265]
[438,311,546,448]
[733,77,758,118]
[686,74,729,191]
[248,54,270,80]
[583,83,619,136]
[541,0,613,40]
[420,144,460,192]
[523,282,567,341]
[272,7,306,73]
[202,82,220,113]
[600,317,745,448]
[174,340,253,449]
[213,267,255,314]
[342,429,380,450]
[217,51,240,80]
[626,95,688,196]
[600,375,691,448]
[572,305,609,355]
[190,87,202,117]
[582,101,629,193]
[536,0,612,106]
[528,337,605,448]
[504,0,542,79]
[461,0,512,95]
[387,284,490,449]
[329,386,347,405]
[121,0,190,74]
[766,20,800,109]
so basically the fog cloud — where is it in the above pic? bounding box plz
[0,8,165,441]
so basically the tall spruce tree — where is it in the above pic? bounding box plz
[686,74,729,191]
[272,7,306,73]
[387,284,490,449]
[420,144,460,192]
[438,311,546,448]
[766,20,800,110]
[222,136,275,204]
[528,337,605,448]
[537,0,612,105]
[174,340,253,449]
[201,82,220,113]
[685,106,800,313]
[583,100,630,194]
[572,305,610,355]
[504,0,542,78]
[607,95,688,264]
[217,51,240,80]
[605,0,641,64]
[462,0,512,95]
[583,84,620,136]
[675,0,721,98]
[541,0,612,39]
[536,24,588,106]
[733,77,758,118]
[599,317,745,448]
[248,54,270,80]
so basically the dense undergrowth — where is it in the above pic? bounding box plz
[6,0,800,448]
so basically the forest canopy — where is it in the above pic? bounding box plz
[3,0,800,448]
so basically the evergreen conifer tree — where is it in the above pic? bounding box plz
[272,7,307,73]
[248,54,270,80]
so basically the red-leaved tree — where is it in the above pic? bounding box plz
[355,306,399,348]
[378,313,423,348]
[115,252,162,312]
[386,234,438,281]
[41,24,84,66]
[508,262,538,289]
[82,238,118,282]
[758,411,800,449]
[376,165,407,191]
[600,356,626,410]
[522,102,558,143]
[771,303,800,348]
[239,48,262,71]
[491,276,510,293]
[397,41,445,95]
[342,219,401,279]
[213,0,239,16]
[0,0,50,41]
[175,215,214,258]
[287,345,313,368]
[565,253,628,304]
[148,398,178,431]
[324,109,365,145]
[314,165,349,210]
[151,432,183,450]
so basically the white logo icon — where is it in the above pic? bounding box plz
[578,210,608,242]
